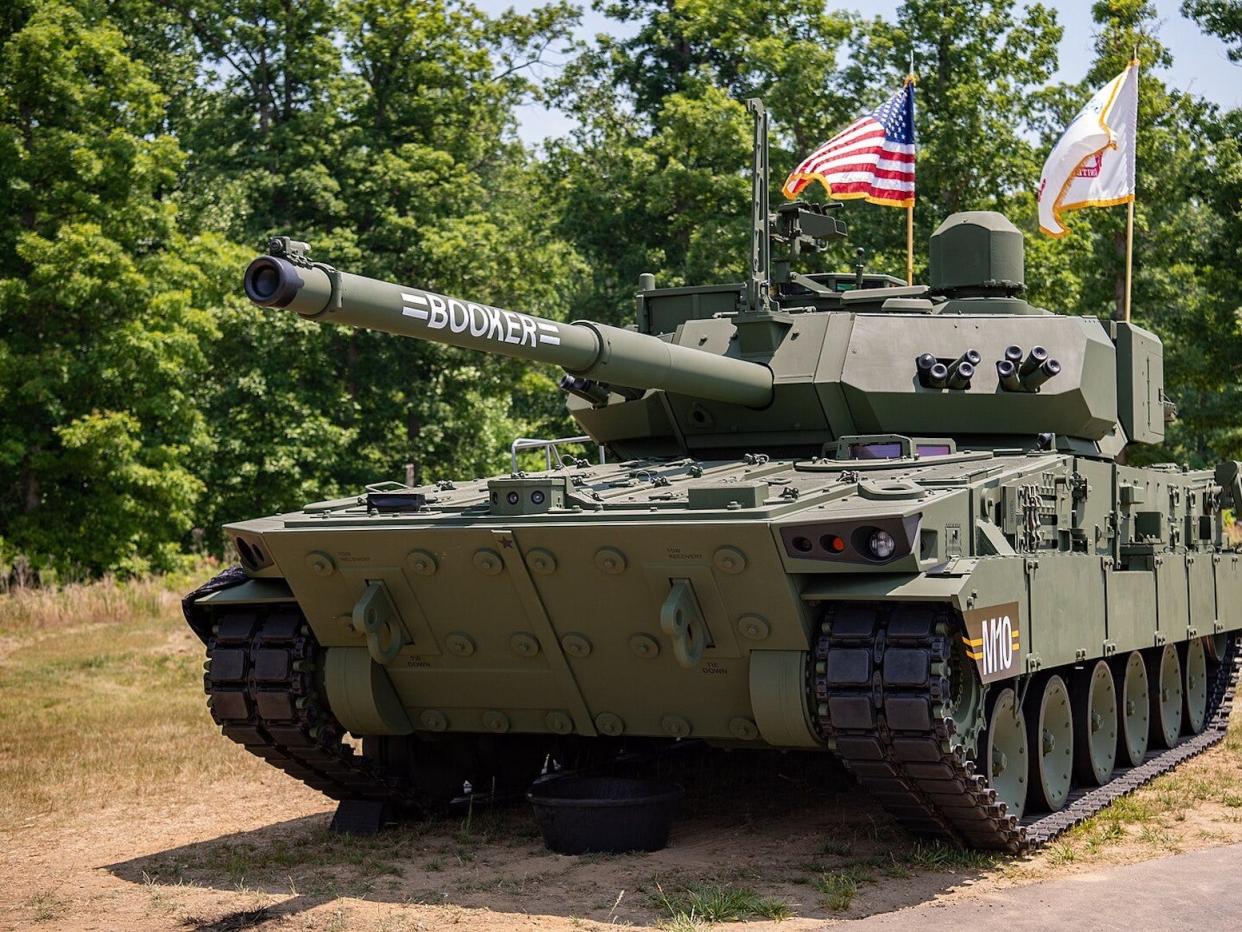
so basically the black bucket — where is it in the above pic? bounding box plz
[527,776,684,855]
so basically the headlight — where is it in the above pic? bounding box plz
[868,529,896,560]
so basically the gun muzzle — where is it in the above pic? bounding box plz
[245,255,307,307]
[947,361,974,390]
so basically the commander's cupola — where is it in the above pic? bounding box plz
[929,211,1046,315]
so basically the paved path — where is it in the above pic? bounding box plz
[852,843,1242,930]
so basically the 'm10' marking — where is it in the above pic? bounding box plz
[981,614,1015,677]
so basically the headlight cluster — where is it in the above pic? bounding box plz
[779,518,917,565]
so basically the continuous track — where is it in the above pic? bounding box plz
[813,601,1240,852]
[186,572,1240,852]
[201,604,431,811]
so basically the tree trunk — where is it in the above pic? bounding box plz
[20,454,40,514]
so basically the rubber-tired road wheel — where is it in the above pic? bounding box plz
[1182,637,1209,735]
[1113,651,1150,767]
[1027,674,1074,812]
[1072,659,1118,785]
[1206,632,1230,663]
[984,687,1028,820]
[1147,643,1183,749]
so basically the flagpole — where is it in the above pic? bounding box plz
[1124,51,1139,323]
[905,60,916,285]
[906,203,914,285]
[1124,198,1134,322]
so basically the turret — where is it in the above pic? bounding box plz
[241,99,1167,463]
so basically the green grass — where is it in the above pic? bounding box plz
[1046,842,1077,866]
[818,837,852,857]
[651,882,791,926]
[813,869,864,912]
[1052,714,1242,859]
[143,822,432,890]
[804,840,996,912]
[0,567,204,638]
[902,840,998,872]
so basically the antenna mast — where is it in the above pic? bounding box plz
[746,99,772,315]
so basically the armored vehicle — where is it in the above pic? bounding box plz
[185,101,1242,851]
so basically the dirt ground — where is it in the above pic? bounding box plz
[4,577,1242,931]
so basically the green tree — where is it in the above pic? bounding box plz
[1182,0,1242,60]
[548,0,1063,317]
[1021,1,1241,465]
[168,0,586,537]
[832,0,1061,278]
[0,0,227,574]
[549,0,859,320]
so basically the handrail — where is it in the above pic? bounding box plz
[510,435,604,473]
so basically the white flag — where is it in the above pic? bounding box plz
[1037,61,1139,237]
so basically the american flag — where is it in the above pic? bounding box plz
[782,81,916,207]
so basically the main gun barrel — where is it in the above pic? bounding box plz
[244,246,773,408]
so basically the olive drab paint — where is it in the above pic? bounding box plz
[188,98,1242,852]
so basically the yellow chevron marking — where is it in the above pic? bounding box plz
[962,636,983,647]
[966,650,984,661]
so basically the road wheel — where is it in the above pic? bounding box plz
[1026,674,1074,812]
[973,690,1023,820]
[1113,651,1150,767]
[1205,632,1230,663]
[983,687,1028,820]
[1072,660,1117,785]
[1182,637,1209,735]
[1147,643,1183,749]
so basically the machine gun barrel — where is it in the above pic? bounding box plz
[244,245,773,408]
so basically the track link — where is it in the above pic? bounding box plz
[813,602,1240,853]
[202,605,428,810]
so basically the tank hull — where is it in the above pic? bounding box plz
[189,449,1242,849]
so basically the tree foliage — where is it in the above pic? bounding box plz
[0,0,226,574]
[1,0,1240,576]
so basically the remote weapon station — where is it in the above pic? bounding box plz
[186,101,1242,851]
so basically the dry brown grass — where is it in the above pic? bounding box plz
[0,567,205,641]
[0,563,242,829]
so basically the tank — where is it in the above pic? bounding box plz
[184,100,1242,851]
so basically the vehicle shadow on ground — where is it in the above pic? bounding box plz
[107,750,999,929]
